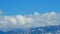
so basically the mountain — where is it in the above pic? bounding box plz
[0,25,60,34]
[23,25,60,34]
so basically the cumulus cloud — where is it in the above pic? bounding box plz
[0,11,60,32]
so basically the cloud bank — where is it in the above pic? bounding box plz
[0,12,60,32]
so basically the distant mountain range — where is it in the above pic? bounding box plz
[0,25,60,34]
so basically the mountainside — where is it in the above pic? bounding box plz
[0,25,60,34]
[23,25,60,34]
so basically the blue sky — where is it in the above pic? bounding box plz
[0,0,60,34]
[0,0,60,15]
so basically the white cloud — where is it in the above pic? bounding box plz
[0,12,60,32]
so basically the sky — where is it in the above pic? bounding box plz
[0,0,60,15]
[0,0,60,33]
